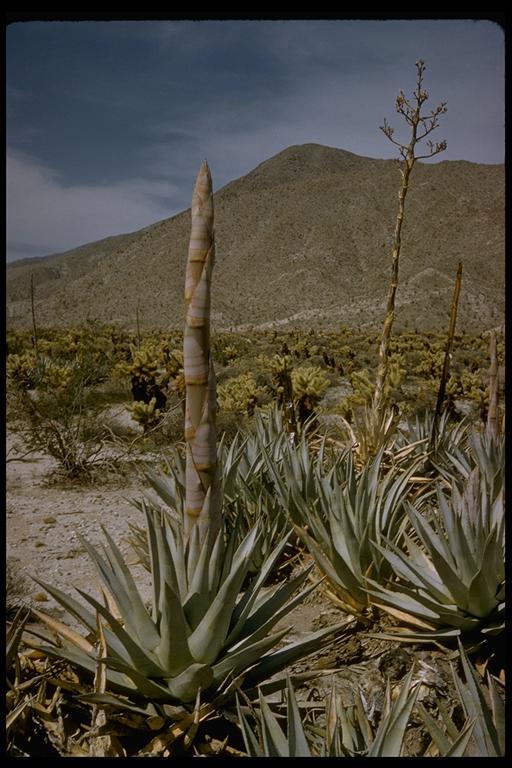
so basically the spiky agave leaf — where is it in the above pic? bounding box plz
[6,607,30,672]
[396,409,470,465]
[417,702,475,757]
[341,402,401,465]
[237,676,312,757]
[418,642,503,757]
[367,467,505,640]
[432,426,504,503]
[450,640,504,756]
[285,449,417,613]
[130,416,296,575]
[238,668,423,758]
[367,668,419,756]
[30,506,344,708]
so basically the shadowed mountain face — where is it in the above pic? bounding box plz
[6,143,504,333]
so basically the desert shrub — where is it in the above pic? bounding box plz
[8,355,109,478]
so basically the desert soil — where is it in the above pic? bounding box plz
[5,429,344,642]
[6,429,155,627]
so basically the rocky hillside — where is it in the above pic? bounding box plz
[6,143,505,333]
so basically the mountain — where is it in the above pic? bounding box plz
[5,143,505,334]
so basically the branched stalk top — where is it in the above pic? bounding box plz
[380,60,447,164]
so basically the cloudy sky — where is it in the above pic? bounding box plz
[6,17,505,263]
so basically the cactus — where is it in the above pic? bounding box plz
[127,397,161,433]
[387,353,406,390]
[217,373,268,416]
[41,361,74,392]
[6,351,39,389]
[291,365,330,425]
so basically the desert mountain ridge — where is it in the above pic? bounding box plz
[6,143,505,334]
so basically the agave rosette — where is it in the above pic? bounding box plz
[433,428,504,503]
[274,448,417,613]
[237,668,425,758]
[32,500,346,707]
[367,466,505,640]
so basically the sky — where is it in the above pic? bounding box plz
[6,16,505,264]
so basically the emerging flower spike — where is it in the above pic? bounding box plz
[183,161,220,539]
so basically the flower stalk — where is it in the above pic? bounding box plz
[183,160,220,539]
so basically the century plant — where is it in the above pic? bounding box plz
[133,418,292,572]
[237,668,426,757]
[432,426,504,504]
[419,642,504,757]
[373,60,447,417]
[339,402,401,466]
[31,507,346,710]
[367,465,505,642]
[429,261,463,454]
[267,446,417,614]
[396,409,470,463]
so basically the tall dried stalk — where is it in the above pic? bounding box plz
[280,359,297,445]
[429,261,463,453]
[183,161,220,539]
[373,60,447,416]
[486,330,499,437]
[136,300,142,349]
[30,273,39,359]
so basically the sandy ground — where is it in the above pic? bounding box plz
[6,430,154,627]
[5,429,326,634]
[5,427,342,646]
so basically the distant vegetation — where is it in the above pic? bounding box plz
[6,321,503,474]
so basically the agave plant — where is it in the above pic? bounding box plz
[27,162,349,724]
[182,159,219,541]
[339,402,401,465]
[419,642,504,757]
[237,668,424,757]
[367,466,505,641]
[271,447,417,614]
[396,408,470,464]
[133,416,294,573]
[237,676,312,757]
[31,505,347,710]
[450,642,504,756]
[433,427,504,503]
